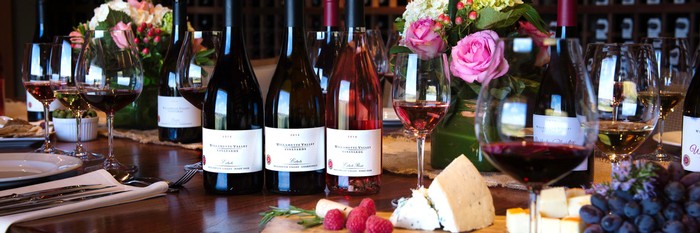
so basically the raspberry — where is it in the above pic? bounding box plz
[346,207,369,233]
[366,215,393,233]
[359,198,376,216]
[323,209,345,230]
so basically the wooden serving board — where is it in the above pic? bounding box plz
[262,212,506,233]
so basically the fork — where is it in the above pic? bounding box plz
[124,169,198,192]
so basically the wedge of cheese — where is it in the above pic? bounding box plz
[540,187,568,218]
[389,187,441,230]
[428,155,495,232]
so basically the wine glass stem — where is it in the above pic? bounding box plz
[106,114,115,162]
[41,103,52,152]
[74,113,85,155]
[656,118,666,156]
[416,134,426,188]
[528,187,542,233]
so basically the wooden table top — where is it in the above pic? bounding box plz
[0,133,530,233]
[1,128,676,232]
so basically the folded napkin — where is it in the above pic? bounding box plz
[0,169,168,232]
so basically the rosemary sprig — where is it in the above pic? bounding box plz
[259,205,323,228]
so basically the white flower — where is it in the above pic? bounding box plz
[88,3,110,29]
[472,0,525,11]
[401,0,449,35]
[107,0,130,14]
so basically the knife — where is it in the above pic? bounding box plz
[0,184,102,202]
[0,190,130,217]
[0,185,117,209]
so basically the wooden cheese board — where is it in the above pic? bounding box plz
[262,212,506,233]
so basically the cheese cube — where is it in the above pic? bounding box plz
[561,216,584,233]
[540,187,568,218]
[540,217,561,233]
[428,155,495,232]
[506,208,529,233]
[565,188,587,198]
[567,195,591,217]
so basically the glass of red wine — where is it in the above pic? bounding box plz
[474,37,598,233]
[21,43,66,154]
[391,52,450,188]
[588,43,660,163]
[52,35,105,167]
[638,37,692,162]
[75,29,143,181]
[177,31,222,171]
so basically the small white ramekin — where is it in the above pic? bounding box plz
[53,117,99,142]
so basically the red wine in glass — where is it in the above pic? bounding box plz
[80,89,141,115]
[24,81,57,102]
[392,100,449,133]
[481,142,591,186]
[178,86,207,109]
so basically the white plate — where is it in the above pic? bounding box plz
[0,153,83,189]
[0,137,44,148]
[382,108,402,126]
[652,131,682,147]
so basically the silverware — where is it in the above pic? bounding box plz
[0,190,130,216]
[0,184,102,204]
[0,185,117,209]
[123,169,197,192]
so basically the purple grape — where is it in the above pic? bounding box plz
[655,213,667,227]
[618,221,638,233]
[625,201,641,218]
[681,173,700,187]
[689,184,700,202]
[661,220,685,233]
[663,203,684,221]
[609,196,628,216]
[584,224,603,233]
[664,182,686,202]
[681,215,699,233]
[667,162,685,182]
[601,214,623,231]
[643,198,663,215]
[686,201,700,218]
[591,193,609,212]
[580,205,605,224]
[635,214,656,233]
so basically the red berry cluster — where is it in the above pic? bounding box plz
[322,198,393,233]
[435,0,478,30]
[134,22,162,55]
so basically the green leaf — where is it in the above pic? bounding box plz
[196,49,216,58]
[394,17,406,33]
[389,45,413,54]
[448,0,460,24]
[475,7,521,30]
[490,86,512,100]
[519,4,548,33]
[95,10,132,30]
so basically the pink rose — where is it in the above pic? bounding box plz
[128,0,152,11]
[111,22,132,49]
[450,30,508,83]
[518,21,552,66]
[68,31,84,49]
[402,18,447,59]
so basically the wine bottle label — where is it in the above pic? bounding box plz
[26,91,61,112]
[264,127,325,172]
[533,114,588,171]
[157,96,201,128]
[202,128,263,173]
[682,116,700,172]
[326,128,382,177]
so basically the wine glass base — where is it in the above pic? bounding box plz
[184,161,203,171]
[635,152,679,163]
[104,161,138,182]
[69,152,105,173]
[33,146,68,155]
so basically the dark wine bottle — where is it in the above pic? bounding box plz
[313,0,343,97]
[158,0,202,143]
[325,0,381,195]
[536,0,593,188]
[202,0,264,194]
[28,0,58,122]
[265,0,325,195]
[682,67,700,172]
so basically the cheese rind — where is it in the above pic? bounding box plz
[389,188,441,230]
[540,187,568,218]
[427,155,495,232]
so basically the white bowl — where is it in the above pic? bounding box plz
[53,117,99,142]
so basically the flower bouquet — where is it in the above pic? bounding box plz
[392,0,550,170]
[73,0,173,129]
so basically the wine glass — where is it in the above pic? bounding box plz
[638,37,692,162]
[392,52,450,188]
[52,35,104,166]
[367,29,390,108]
[177,31,222,171]
[306,30,343,97]
[475,37,598,233]
[588,43,660,164]
[21,43,65,154]
[75,29,143,181]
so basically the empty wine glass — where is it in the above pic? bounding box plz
[21,43,65,154]
[52,35,104,166]
[589,43,660,164]
[638,37,692,162]
[306,30,343,97]
[392,52,450,188]
[75,29,143,181]
[475,37,598,233]
[177,31,222,171]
